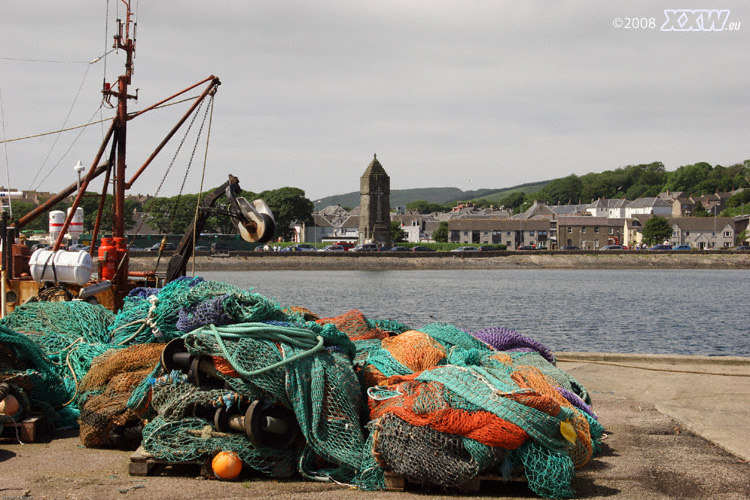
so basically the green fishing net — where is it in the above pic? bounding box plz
[0,277,602,499]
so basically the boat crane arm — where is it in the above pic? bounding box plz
[165,175,276,283]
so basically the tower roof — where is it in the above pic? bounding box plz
[361,153,388,178]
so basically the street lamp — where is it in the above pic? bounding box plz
[74,161,85,191]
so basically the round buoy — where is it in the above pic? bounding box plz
[212,450,242,480]
[0,394,20,416]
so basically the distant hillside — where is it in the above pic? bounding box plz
[313,182,551,210]
[466,181,552,204]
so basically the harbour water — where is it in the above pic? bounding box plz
[199,268,750,357]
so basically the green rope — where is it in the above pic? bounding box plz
[194,323,325,378]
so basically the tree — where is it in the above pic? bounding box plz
[390,220,406,243]
[259,187,314,241]
[406,200,445,214]
[692,201,710,217]
[498,191,525,211]
[642,216,672,246]
[11,198,73,232]
[536,174,582,205]
[432,221,449,243]
[78,192,138,233]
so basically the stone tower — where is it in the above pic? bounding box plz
[359,154,391,247]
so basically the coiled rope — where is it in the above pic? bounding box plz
[195,323,325,378]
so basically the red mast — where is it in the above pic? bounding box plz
[103,1,138,294]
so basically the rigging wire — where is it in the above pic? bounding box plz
[27,64,93,191]
[31,105,103,191]
[191,94,215,277]
[0,96,199,145]
[152,98,209,271]
[0,80,13,218]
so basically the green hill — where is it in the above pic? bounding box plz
[313,182,551,210]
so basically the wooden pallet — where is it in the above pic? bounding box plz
[384,471,525,493]
[0,415,45,442]
[129,446,206,476]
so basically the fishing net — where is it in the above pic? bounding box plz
[0,324,70,424]
[77,343,164,449]
[0,277,602,498]
[0,300,116,422]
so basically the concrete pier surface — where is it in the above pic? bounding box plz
[1,353,749,500]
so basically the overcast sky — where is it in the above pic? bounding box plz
[2,1,748,202]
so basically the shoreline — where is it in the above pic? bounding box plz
[128,252,750,272]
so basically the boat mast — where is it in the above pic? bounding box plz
[101,1,138,295]
[105,1,137,240]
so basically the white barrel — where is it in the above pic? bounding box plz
[29,249,93,286]
[49,210,65,241]
[67,207,84,239]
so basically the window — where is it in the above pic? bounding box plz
[685,231,689,236]
[567,227,572,233]
[582,227,586,233]
[724,231,731,238]
[529,231,535,236]
[507,231,512,236]
[463,231,468,236]
[609,227,614,235]
[594,227,599,234]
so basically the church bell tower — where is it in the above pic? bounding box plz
[359,154,391,247]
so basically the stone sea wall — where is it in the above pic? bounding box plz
[129,252,750,272]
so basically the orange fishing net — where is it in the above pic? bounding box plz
[316,309,392,341]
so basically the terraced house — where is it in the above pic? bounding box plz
[448,218,550,249]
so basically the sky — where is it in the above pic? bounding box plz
[1,1,748,202]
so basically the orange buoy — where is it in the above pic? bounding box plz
[0,394,20,416]
[212,450,242,480]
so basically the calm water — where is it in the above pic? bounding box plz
[199,269,750,357]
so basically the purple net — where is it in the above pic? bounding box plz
[470,326,555,364]
[555,387,596,419]
[176,295,232,332]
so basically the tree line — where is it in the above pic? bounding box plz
[12,186,314,242]
[406,160,750,217]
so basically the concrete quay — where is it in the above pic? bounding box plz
[0,353,748,500]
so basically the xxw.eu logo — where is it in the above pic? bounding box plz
[661,9,732,31]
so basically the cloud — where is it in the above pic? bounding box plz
[2,1,748,200]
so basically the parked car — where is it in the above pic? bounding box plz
[411,245,436,252]
[734,245,750,251]
[148,242,177,252]
[561,246,580,250]
[386,246,409,251]
[517,245,536,250]
[351,243,378,252]
[318,244,345,252]
[600,245,623,250]
[673,245,692,250]
[68,243,90,252]
[648,244,672,250]
[280,244,316,252]
[450,246,478,252]
[336,242,355,251]
[478,245,500,251]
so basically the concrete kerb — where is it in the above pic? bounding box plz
[557,351,750,366]
[555,352,750,463]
